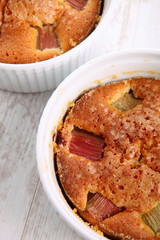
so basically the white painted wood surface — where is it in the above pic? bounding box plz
[0,0,160,239]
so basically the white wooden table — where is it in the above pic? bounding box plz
[1,1,160,239]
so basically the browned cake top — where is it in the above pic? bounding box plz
[0,0,101,63]
[57,78,160,239]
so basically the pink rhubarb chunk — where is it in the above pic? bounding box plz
[37,26,59,50]
[87,193,123,222]
[69,128,104,161]
[65,0,87,11]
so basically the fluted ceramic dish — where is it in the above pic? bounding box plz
[0,0,111,93]
[36,49,160,240]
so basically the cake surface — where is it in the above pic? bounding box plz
[0,0,101,63]
[56,78,160,240]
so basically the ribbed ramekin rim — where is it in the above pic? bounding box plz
[0,0,113,70]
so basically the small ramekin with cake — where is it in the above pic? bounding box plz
[0,0,111,92]
[37,49,160,240]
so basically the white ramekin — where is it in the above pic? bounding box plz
[0,0,111,93]
[36,49,160,240]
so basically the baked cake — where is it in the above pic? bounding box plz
[56,78,160,240]
[0,0,102,64]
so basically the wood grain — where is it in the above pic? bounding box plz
[0,0,160,239]
[0,90,51,240]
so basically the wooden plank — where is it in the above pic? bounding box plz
[21,182,84,240]
[1,0,160,240]
[99,0,160,55]
[0,90,52,240]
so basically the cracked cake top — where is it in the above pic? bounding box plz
[56,78,160,240]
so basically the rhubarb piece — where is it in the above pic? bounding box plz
[111,90,142,112]
[37,26,59,51]
[69,127,105,161]
[85,193,124,222]
[141,203,160,234]
[65,0,88,11]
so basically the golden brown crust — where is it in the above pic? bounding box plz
[56,0,101,52]
[0,0,101,63]
[56,78,160,239]
[0,21,61,63]
[0,0,7,26]
[101,211,155,239]
[3,0,62,26]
